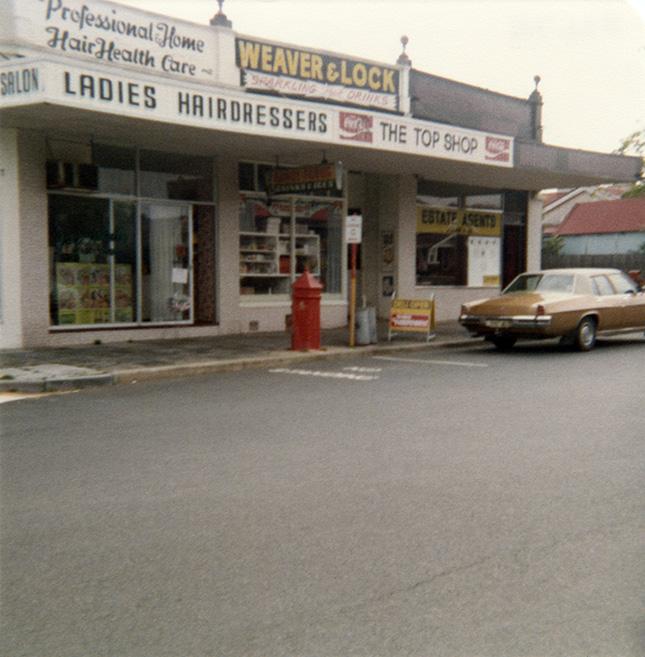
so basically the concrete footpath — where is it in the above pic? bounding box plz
[0,321,476,392]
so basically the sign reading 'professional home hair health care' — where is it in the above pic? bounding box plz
[236,38,400,112]
[3,0,218,82]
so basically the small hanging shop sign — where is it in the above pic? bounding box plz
[266,162,343,195]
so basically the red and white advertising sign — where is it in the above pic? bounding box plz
[339,112,373,142]
[485,136,512,163]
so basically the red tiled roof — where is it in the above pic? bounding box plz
[555,198,645,236]
[540,190,572,207]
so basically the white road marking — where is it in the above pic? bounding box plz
[343,366,383,373]
[0,392,51,404]
[373,356,489,368]
[269,368,379,381]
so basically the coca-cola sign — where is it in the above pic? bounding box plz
[485,136,511,162]
[339,112,373,142]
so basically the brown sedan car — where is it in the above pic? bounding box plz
[459,268,645,351]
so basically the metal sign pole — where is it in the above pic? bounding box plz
[349,242,357,347]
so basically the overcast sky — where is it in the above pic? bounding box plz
[119,0,644,154]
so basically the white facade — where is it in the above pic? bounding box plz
[0,0,636,348]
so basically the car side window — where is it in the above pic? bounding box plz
[607,272,638,294]
[592,275,614,296]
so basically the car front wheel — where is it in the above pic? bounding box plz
[575,316,597,351]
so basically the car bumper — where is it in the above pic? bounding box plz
[459,314,553,334]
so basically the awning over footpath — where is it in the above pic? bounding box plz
[1,55,640,192]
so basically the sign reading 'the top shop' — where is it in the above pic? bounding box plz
[236,38,400,112]
[2,0,218,82]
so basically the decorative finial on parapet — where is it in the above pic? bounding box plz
[529,75,543,142]
[397,35,411,66]
[529,74,543,102]
[210,0,232,28]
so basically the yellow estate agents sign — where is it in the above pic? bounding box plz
[388,297,436,342]
[416,207,502,237]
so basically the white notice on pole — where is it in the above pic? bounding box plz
[346,214,363,244]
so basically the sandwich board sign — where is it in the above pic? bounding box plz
[388,296,436,342]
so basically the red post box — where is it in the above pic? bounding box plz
[291,269,323,350]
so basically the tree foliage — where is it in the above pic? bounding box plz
[542,235,564,257]
[615,129,645,198]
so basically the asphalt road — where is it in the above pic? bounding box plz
[2,337,644,657]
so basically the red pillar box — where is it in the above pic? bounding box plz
[291,269,323,351]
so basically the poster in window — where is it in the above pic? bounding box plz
[467,237,501,287]
[381,231,394,272]
[56,263,133,324]
[382,275,395,297]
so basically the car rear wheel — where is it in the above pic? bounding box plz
[490,335,517,351]
[575,316,597,351]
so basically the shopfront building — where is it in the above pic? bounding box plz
[0,0,639,348]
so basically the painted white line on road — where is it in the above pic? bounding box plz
[343,366,383,373]
[373,356,489,368]
[0,392,52,404]
[269,368,379,381]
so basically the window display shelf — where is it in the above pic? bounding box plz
[239,231,320,294]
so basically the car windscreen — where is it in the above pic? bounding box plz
[504,273,575,294]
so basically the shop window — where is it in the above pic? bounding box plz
[257,164,274,193]
[417,194,459,208]
[238,161,278,192]
[416,201,502,287]
[238,162,255,191]
[93,144,136,196]
[47,146,215,328]
[504,191,528,214]
[140,150,213,201]
[49,195,196,326]
[416,233,467,286]
[140,204,192,322]
[49,195,137,325]
[239,195,343,296]
[465,194,502,210]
